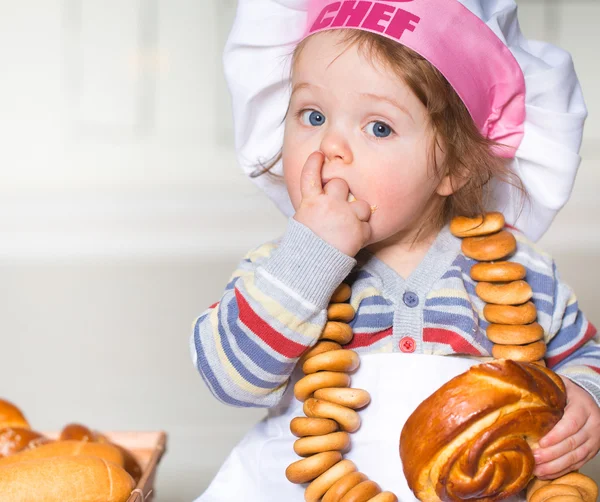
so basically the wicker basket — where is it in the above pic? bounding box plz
[45,430,167,502]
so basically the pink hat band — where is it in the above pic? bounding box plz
[305,0,526,158]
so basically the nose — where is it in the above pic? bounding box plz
[320,129,354,165]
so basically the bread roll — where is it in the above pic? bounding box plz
[492,340,547,362]
[486,323,544,345]
[0,455,134,502]
[294,372,351,402]
[304,398,361,433]
[293,431,350,457]
[0,440,124,468]
[0,427,49,457]
[400,360,566,502]
[339,479,381,501]
[60,423,96,442]
[0,400,29,430]
[299,341,342,366]
[313,388,371,409]
[476,280,533,305]
[285,451,342,484]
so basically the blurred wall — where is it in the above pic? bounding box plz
[0,1,598,501]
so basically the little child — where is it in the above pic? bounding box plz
[191,1,600,500]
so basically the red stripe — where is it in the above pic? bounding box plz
[547,321,598,368]
[589,366,600,375]
[423,328,482,356]
[209,302,219,309]
[344,327,392,349]
[235,289,307,358]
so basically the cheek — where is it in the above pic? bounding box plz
[282,149,303,210]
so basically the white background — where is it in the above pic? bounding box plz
[0,1,598,500]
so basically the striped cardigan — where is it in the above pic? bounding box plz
[191,218,600,408]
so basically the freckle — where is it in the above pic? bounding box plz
[370,205,378,214]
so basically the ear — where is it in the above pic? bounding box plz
[436,173,468,197]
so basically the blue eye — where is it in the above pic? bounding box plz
[366,121,393,138]
[301,110,326,127]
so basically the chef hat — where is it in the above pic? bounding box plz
[223,0,587,241]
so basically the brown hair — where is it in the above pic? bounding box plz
[254,30,526,233]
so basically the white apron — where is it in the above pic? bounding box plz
[195,353,525,501]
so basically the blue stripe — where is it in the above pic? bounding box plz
[351,312,393,330]
[424,310,482,336]
[553,344,600,370]
[425,296,474,310]
[358,295,393,307]
[223,300,295,384]
[547,313,586,352]
[526,268,554,296]
[193,319,256,408]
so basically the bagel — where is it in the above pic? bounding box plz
[313,388,371,409]
[476,280,533,305]
[530,484,582,502]
[486,322,544,345]
[304,398,361,433]
[285,451,343,484]
[299,341,342,366]
[484,302,537,325]
[462,230,517,262]
[305,459,357,502]
[294,372,351,402]
[369,493,399,502]
[323,471,368,502]
[450,212,505,238]
[548,473,598,502]
[491,340,546,362]
[293,431,351,457]
[290,417,338,437]
[527,478,551,501]
[302,350,360,374]
[327,304,355,323]
[339,479,382,501]
[331,283,352,303]
[322,322,354,345]
[470,261,526,282]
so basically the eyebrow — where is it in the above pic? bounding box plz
[360,92,414,123]
[291,83,414,123]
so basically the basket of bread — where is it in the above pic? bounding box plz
[0,398,167,502]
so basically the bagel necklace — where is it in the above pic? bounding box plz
[284,212,597,502]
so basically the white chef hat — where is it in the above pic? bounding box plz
[223,0,587,242]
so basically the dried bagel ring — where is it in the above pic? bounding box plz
[369,493,399,502]
[304,398,361,433]
[313,388,371,409]
[492,340,546,362]
[322,322,354,344]
[487,322,544,345]
[328,304,355,323]
[530,484,582,502]
[450,212,505,238]
[462,230,517,261]
[340,479,382,502]
[299,341,343,366]
[285,451,342,484]
[323,471,368,502]
[305,459,357,502]
[290,417,338,437]
[527,478,551,501]
[476,280,533,305]
[302,350,360,374]
[331,283,352,303]
[484,302,537,325]
[293,431,351,457]
[294,372,351,402]
[470,261,526,282]
[550,473,599,502]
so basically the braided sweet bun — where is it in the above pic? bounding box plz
[400,360,566,502]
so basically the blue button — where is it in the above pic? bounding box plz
[403,291,419,308]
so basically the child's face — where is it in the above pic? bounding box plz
[283,31,448,245]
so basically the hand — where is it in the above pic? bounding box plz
[293,152,372,257]
[533,376,600,479]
